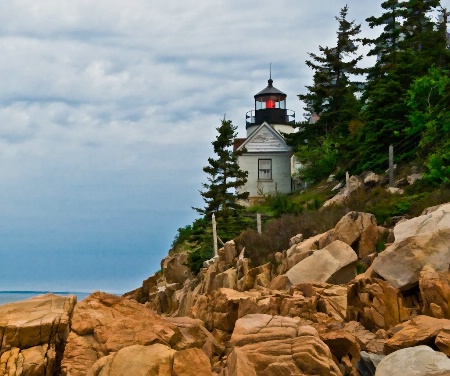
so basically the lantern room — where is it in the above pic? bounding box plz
[254,78,286,110]
[246,77,295,136]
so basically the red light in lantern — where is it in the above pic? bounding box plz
[266,99,275,108]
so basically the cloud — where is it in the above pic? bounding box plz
[0,0,386,292]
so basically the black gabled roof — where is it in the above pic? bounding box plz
[254,79,286,98]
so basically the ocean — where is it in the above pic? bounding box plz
[0,291,91,306]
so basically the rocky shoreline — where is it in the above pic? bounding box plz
[1,203,450,375]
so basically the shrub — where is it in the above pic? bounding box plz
[376,231,389,253]
[176,213,254,274]
[426,148,450,185]
[185,247,213,275]
[340,183,450,225]
[343,186,380,213]
[356,261,366,274]
[295,136,339,183]
[236,214,302,266]
[265,193,303,216]
[406,186,450,217]
[171,224,195,251]
[236,208,347,267]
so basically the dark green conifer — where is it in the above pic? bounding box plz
[185,118,249,274]
[194,118,249,219]
[355,0,448,173]
[288,5,365,182]
[193,118,249,243]
[299,5,365,139]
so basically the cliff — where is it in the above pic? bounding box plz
[1,202,450,375]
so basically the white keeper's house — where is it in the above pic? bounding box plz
[234,77,300,203]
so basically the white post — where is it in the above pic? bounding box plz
[212,214,218,257]
[345,171,350,193]
[257,213,262,235]
[389,145,394,187]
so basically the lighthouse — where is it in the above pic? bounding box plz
[235,75,297,202]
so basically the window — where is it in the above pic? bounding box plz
[258,159,272,180]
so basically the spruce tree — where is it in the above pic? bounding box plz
[185,118,249,274]
[401,0,442,53]
[289,5,365,182]
[298,5,365,139]
[364,0,403,72]
[192,118,249,243]
[355,0,448,173]
[194,118,249,219]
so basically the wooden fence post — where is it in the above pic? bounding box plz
[212,214,218,257]
[257,213,262,235]
[344,171,350,194]
[389,145,394,187]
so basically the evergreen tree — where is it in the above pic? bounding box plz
[194,118,249,219]
[401,0,441,52]
[355,0,448,173]
[299,5,365,139]
[364,0,403,72]
[185,118,249,274]
[288,5,365,182]
[192,117,249,245]
[358,0,408,172]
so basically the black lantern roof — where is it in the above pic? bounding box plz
[254,79,286,98]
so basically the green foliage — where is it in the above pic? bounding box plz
[288,1,450,184]
[292,189,331,210]
[171,224,194,250]
[245,203,273,216]
[170,217,214,273]
[393,200,411,215]
[356,261,367,275]
[185,247,213,275]
[342,186,416,224]
[306,197,321,211]
[299,5,365,139]
[294,136,339,183]
[264,193,303,217]
[183,117,252,274]
[193,117,249,218]
[364,0,403,63]
[294,5,365,179]
[174,2,450,277]
[348,0,450,174]
[340,183,450,225]
[376,231,390,253]
[426,149,450,185]
[407,67,450,185]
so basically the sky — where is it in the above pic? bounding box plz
[0,1,446,293]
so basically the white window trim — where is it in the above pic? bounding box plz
[258,158,272,180]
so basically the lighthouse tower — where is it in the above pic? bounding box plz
[235,75,296,202]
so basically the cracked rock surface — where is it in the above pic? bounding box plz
[226,313,341,376]
[0,294,76,376]
[60,291,182,376]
